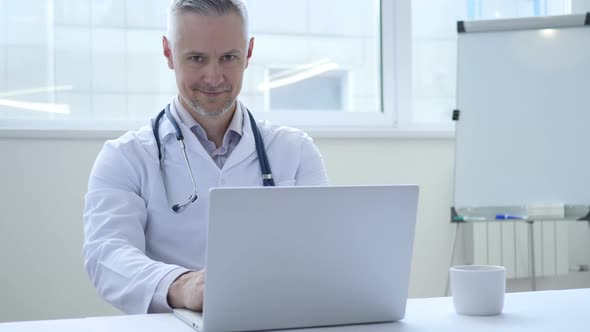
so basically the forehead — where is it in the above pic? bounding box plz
[173,12,246,52]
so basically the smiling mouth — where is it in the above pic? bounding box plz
[201,90,223,95]
[197,90,228,97]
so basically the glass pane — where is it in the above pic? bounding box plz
[0,0,54,120]
[411,0,575,125]
[0,0,382,125]
[242,0,381,113]
[268,68,347,111]
[0,0,177,123]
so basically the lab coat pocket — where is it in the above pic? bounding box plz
[276,179,296,187]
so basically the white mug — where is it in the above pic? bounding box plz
[450,265,506,316]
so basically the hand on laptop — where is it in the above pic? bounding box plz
[168,269,206,312]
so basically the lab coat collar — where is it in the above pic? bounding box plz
[222,101,257,172]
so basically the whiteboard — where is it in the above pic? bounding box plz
[454,14,590,207]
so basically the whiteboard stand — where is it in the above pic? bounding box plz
[445,206,590,296]
[526,220,537,291]
[445,218,461,296]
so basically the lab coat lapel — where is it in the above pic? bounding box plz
[222,104,257,172]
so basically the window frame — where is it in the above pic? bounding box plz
[0,0,456,139]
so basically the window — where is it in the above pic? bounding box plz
[0,0,384,132]
[242,0,382,118]
[411,0,575,127]
[0,0,585,134]
[0,0,176,131]
[266,67,349,112]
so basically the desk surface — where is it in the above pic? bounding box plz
[1,288,587,332]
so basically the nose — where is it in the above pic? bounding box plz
[202,62,224,87]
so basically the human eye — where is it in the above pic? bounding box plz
[189,55,206,63]
[221,54,237,62]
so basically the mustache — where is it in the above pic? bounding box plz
[191,84,232,93]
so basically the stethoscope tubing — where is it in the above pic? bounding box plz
[152,103,274,213]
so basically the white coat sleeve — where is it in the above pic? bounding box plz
[295,135,329,186]
[83,141,190,314]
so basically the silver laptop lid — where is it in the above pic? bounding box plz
[203,185,419,332]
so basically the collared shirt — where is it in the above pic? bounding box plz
[174,96,243,169]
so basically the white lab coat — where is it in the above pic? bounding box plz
[83,101,329,314]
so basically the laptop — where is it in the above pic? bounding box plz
[174,185,419,332]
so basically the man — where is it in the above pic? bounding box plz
[83,0,328,315]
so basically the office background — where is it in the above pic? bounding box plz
[1,0,590,322]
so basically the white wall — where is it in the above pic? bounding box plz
[573,0,590,11]
[0,136,456,322]
[317,137,457,298]
[0,137,120,321]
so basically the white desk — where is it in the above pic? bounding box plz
[1,288,587,331]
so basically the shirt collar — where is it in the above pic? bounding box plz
[174,96,244,138]
[227,101,244,136]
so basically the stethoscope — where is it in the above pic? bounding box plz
[152,103,274,213]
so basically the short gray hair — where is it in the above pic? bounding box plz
[167,0,249,42]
